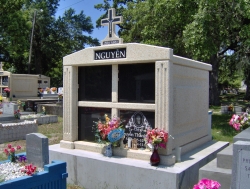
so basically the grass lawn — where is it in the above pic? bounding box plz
[211,114,238,143]
[210,92,250,143]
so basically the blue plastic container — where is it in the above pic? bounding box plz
[0,159,68,189]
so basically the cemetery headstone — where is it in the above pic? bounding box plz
[26,133,49,167]
[231,141,250,189]
[58,87,63,94]
[3,102,18,115]
[234,106,242,114]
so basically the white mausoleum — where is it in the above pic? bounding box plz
[49,8,228,189]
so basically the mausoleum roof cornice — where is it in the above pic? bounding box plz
[63,43,212,71]
[63,43,173,65]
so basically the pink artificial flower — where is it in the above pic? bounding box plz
[233,123,241,131]
[4,149,9,156]
[16,145,21,150]
[7,144,12,149]
[158,143,166,148]
[4,88,10,93]
[193,178,221,189]
[10,147,15,153]
[146,128,168,149]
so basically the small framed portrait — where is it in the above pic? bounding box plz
[134,112,143,126]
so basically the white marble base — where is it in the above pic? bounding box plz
[49,140,228,189]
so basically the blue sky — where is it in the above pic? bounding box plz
[56,0,107,42]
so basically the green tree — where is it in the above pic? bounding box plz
[120,0,198,56]
[1,0,99,87]
[0,0,30,67]
[183,0,250,105]
[96,0,250,105]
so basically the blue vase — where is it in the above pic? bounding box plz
[104,144,112,157]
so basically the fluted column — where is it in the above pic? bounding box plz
[62,66,78,143]
[155,60,173,155]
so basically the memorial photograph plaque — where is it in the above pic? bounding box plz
[121,111,154,148]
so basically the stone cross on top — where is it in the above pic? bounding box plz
[101,8,123,46]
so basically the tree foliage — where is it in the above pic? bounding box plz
[0,0,30,65]
[96,0,250,105]
[184,0,250,104]
[0,0,99,87]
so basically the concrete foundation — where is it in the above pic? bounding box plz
[0,120,38,143]
[37,104,63,117]
[49,141,228,189]
[20,115,58,125]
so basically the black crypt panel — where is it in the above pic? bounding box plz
[118,63,155,103]
[78,66,112,102]
[78,107,111,141]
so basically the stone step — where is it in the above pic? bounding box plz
[199,158,232,189]
[217,144,233,169]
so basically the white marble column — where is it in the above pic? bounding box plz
[61,66,78,149]
[155,60,173,155]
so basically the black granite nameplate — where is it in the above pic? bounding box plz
[94,48,126,60]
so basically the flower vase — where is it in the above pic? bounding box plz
[104,144,112,157]
[150,148,160,166]
[8,154,16,162]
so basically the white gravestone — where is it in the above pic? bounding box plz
[58,87,63,94]
[231,141,250,189]
[3,103,18,115]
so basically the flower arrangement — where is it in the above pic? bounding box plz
[58,93,63,99]
[3,144,22,162]
[17,100,25,110]
[3,88,10,93]
[41,106,46,115]
[193,178,221,189]
[14,109,20,119]
[51,87,57,92]
[45,87,50,93]
[145,128,168,149]
[93,114,124,147]
[21,164,37,176]
[229,112,250,131]
[228,104,234,111]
